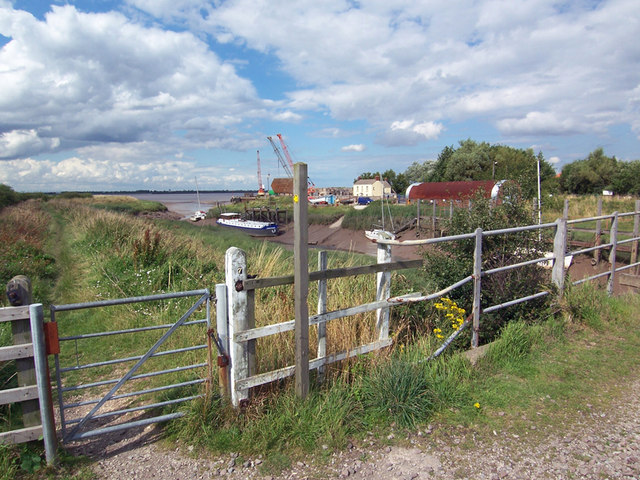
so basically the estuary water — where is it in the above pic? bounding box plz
[125,192,246,217]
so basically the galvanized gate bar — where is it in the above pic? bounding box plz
[61,362,207,393]
[59,318,207,340]
[71,412,185,440]
[65,378,206,408]
[51,289,209,312]
[59,344,207,372]
[64,291,209,441]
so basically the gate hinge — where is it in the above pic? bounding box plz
[217,355,229,367]
[235,280,243,291]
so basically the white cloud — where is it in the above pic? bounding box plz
[0,129,60,159]
[0,4,267,160]
[549,156,560,164]
[341,144,366,152]
[497,112,580,136]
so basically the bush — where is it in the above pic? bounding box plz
[420,185,553,344]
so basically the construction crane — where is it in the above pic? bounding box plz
[267,136,293,177]
[257,150,266,196]
[277,133,316,195]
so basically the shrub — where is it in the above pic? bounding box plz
[420,185,553,344]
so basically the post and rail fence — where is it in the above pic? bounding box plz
[3,171,640,458]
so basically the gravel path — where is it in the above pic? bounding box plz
[69,376,640,480]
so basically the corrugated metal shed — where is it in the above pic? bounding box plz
[406,180,504,201]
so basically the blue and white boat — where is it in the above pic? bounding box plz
[216,212,279,237]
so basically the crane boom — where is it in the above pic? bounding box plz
[277,133,316,194]
[276,133,295,172]
[267,136,293,177]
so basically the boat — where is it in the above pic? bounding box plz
[216,212,279,237]
[190,178,207,222]
[364,195,396,242]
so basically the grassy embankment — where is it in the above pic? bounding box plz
[1,195,640,478]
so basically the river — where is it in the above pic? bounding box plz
[124,192,249,217]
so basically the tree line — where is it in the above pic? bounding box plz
[357,140,640,198]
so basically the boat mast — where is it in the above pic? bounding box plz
[195,177,202,210]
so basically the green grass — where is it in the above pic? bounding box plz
[4,195,640,479]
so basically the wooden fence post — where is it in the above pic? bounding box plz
[317,251,327,383]
[215,283,230,400]
[594,197,603,264]
[552,218,568,297]
[631,200,640,275]
[563,198,569,220]
[225,247,253,407]
[293,162,309,399]
[5,276,40,428]
[416,200,421,233]
[376,242,392,341]
[471,228,482,348]
[607,212,618,296]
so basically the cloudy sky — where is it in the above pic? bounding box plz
[1,0,639,192]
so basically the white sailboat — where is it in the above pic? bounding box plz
[364,195,396,242]
[190,178,207,222]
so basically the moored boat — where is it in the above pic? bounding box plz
[365,229,396,242]
[216,212,279,236]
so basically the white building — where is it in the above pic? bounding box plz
[352,177,395,199]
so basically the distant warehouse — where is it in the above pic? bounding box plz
[405,180,509,203]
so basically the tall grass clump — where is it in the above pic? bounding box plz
[0,200,57,306]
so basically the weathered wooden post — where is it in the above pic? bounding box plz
[471,228,482,348]
[631,200,640,275]
[316,251,327,383]
[449,200,454,219]
[225,247,254,407]
[607,212,618,296]
[416,199,421,233]
[215,283,230,399]
[5,276,40,428]
[376,242,392,341]
[293,162,310,399]
[594,197,603,264]
[552,218,568,297]
[563,198,569,220]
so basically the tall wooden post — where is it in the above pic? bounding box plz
[376,242,392,341]
[293,163,309,399]
[432,200,437,234]
[607,212,618,296]
[631,200,640,275]
[552,218,568,297]
[563,198,569,220]
[316,251,327,384]
[225,247,253,407]
[471,228,482,348]
[594,197,603,264]
[6,276,40,428]
[416,199,421,233]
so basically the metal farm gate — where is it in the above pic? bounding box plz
[50,289,212,442]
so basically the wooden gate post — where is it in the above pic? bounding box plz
[293,162,309,399]
[376,242,392,341]
[5,276,40,428]
[225,247,254,407]
[552,217,568,297]
[471,228,482,348]
[607,212,618,296]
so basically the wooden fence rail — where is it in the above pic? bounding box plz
[218,165,640,407]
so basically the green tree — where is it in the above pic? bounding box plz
[611,160,640,195]
[0,184,20,210]
[404,160,435,184]
[559,148,617,194]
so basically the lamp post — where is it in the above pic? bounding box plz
[492,161,497,180]
[537,155,542,226]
